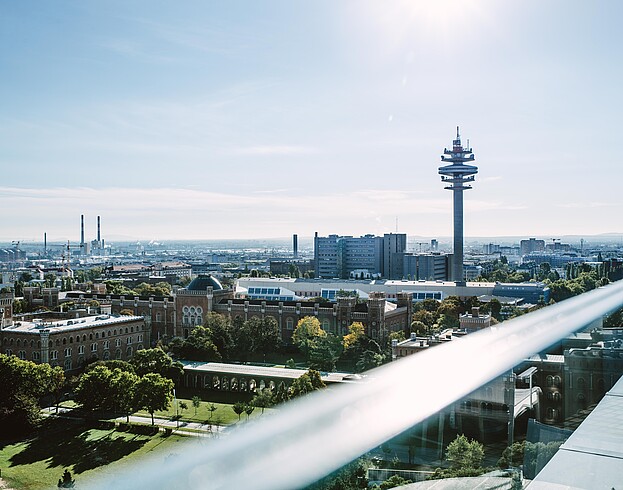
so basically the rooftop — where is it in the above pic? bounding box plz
[2,314,144,335]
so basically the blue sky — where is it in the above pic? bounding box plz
[2,1,622,242]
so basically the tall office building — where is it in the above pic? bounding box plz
[313,233,406,279]
[383,233,407,280]
[520,238,545,256]
[439,127,478,283]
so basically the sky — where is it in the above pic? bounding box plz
[1,0,622,243]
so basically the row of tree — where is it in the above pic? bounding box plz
[166,313,282,363]
[75,365,174,425]
[103,280,173,297]
[292,317,386,373]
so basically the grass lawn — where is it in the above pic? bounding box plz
[0,418,193,490]
[133,397,274,426]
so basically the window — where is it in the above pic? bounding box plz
[18,350,26,359]
[104,340,110,349]
[91,343,98,352]
[5,349,12,356]
[78,345,85,355]
[64,358,72,370]
[32,352,40,361]
[64,348,72,357]
[127,337,132,344]
[115,339,121,347]
[286,318,294,330]
[50,350,58,360]
[138,334,143,342]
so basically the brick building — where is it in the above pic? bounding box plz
[1,292,147,371]
[66,275,412,345]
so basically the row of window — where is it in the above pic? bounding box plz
[4,337,143,360]
[5,344,143,369]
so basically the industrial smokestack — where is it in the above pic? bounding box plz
[80,214,85,248]
[293,234,298,259]
[44,232,47,254]
[97,216,101,242]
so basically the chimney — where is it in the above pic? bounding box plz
[472,307,480,317]
[293,234,298,259]
[97,216,101,242]
[44,232,47,254]
[80,214,85,248]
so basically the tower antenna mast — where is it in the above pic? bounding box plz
[438,126,478,284]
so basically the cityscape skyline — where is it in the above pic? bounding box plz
[2,1,623,241]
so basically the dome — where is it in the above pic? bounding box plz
[186,274,223,291]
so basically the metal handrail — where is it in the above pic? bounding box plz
[86,280,623,490]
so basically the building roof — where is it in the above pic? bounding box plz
[180,361,352,383]
[187,274,223,291]
[2,313,143,335]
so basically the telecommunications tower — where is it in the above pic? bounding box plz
[438,127,478,284]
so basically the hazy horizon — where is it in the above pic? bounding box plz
[2,1,623,241]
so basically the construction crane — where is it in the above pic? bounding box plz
[61,241,82,278]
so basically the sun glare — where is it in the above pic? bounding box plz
[358,0,490,55]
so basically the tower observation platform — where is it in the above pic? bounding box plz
[439,127,478,284]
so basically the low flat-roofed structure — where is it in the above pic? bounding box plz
[180,360,357,393]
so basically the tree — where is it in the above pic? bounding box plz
[205,312,235,360]
[446,434,484,471]
[168,326,222,362]
[0,354,61,435]
[75,365,115,413]
[120,308,134,316]
[410,321,428,336]
[192,395,201,416]
[356,350,384,373]
[111,368,139,422]
[376,475,411,489]
[244,403,255,420]
[134,373,174,425]
[343,322,365,349]
[289,369,325,399]
[498,441,525,469]
[232,401,246,421]
[131,347,184,380]
[412,310,436,328]
[86,359,136,374]
[57,469,75,488]
[252,388,274,414]
[50,366,66,414]
[179,401,188,417]
[293,316,326,355]
[309,334,343,372]
[207,403,218,423]
[244,316,281,358]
